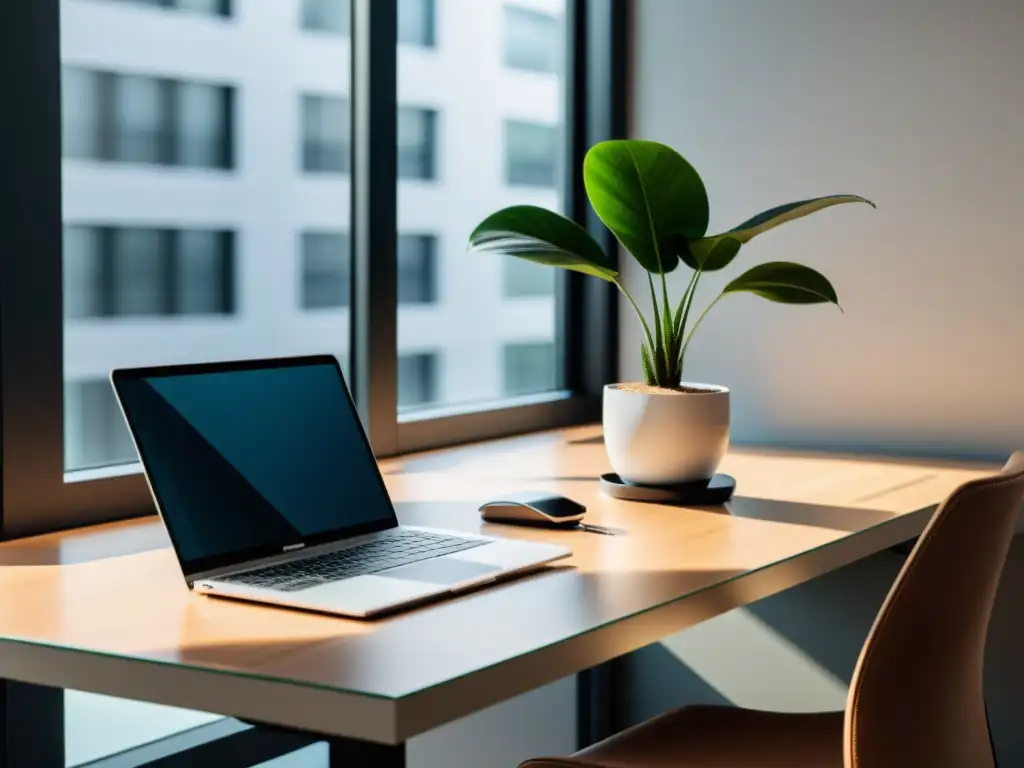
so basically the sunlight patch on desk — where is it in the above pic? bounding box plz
[660,607,848,712]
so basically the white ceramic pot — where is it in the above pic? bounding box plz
[603,382,730,486]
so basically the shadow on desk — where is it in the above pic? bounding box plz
[720,497,902,533]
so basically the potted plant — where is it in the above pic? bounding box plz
[469,140,872,487]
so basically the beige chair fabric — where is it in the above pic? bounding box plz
[520,453,1024,768]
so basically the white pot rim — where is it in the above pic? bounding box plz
[605,382,730,395]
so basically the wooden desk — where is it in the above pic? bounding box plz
[0,425,996,763]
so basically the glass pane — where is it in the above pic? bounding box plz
[504,4,561,73]
[178,82,228,168]
[502,341,557,397]
[397,106,437,180]
[61,0,353,753]
[300,231,350,309]
[399,0,435,47]
[115,74,166,164]
[397,0,566,412]
[302,94,350,173]
[301,0,350,34]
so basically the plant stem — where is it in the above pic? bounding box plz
[674,269,701,340]
[645,271,665,383]
[678,293,725,369]
[675,269,702,368]
[616,281,656,359]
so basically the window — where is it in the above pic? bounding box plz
[301,94,350,173]
[504,4,561,73]
[302,0,433,44]
[110,0,232,16]
[8,0,620,760]
[502,341,557,397]
[396,1,569,419]
[299,232,436,308]
[398,234,437,304]
[503,258,556,298]
[64,380,137,471]
[62,67,233,169]
[505,119,558,187]
[399,0,436,47]
[300,231,350,309]
[301,0,350,34]
[398,352,439,409]
[398,106,437,180]
[63,226,235,318]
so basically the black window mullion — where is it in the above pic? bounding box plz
[221,231,236,314]
[164,228,180,314]
[162,78,179,165]
[98,71,118,160]
[351,0,398,453]
[98,226,116,317]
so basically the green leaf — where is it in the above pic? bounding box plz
[469,205,617,282]
[723,261,840,306]
[640,343,656,386]
[681,236,741,271]
[688,194,874,271]
[584,140,709,275]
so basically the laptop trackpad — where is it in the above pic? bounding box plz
[381,558,501,585]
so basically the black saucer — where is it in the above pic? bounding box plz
[600,472,735,506]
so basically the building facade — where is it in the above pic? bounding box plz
[61,0,565,470]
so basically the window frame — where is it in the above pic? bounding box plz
[1,0,627,538]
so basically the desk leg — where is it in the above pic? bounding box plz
[577,661,616,750]
[327,737,405,767]
[0,679,64,768]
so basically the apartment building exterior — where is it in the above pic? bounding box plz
[60,0,566,470]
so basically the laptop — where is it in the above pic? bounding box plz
[110,355,571,618]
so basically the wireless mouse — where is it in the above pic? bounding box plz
[479,492,587,528]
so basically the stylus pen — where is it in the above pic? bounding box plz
[576,523,617,536]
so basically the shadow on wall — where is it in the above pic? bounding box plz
[619,540,1024,766]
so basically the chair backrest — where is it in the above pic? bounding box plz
[845,452,1024,768]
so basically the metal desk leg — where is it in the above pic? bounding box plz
[327,737,406,767]
[577,661,616,750]
[0,679,64,768]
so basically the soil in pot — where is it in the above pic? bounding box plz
[613,382,720,395]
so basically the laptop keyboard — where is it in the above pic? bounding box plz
[218,530,486,592]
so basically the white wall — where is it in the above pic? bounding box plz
[621,1,1024,762]
[623,0,1024,459]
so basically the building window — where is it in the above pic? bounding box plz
[398,234,437,304]
[398,106,437,180]
[61,67,233,169]
[503,4,561,73]
[300,232,436,308]
[398,352,439,409]
[301,0,350,34]
[111,0,232,16]
[301,0,432,44]
[504,119,558,188]
[502,341,557,396]
[63,226,235,319]
[64,379,138,471]
[301,95,350,173]
[503,258,555,298]
[399,0,436,47]
[300,232,350,309]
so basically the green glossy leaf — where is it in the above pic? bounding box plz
[681,236,741,271]
[723,261,840,306]
[584,140,709,275]
[468,205,617,282]
[688,194,874,271]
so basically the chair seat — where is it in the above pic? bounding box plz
[521,706,844,768]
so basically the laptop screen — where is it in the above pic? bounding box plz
[112,357,398,578]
